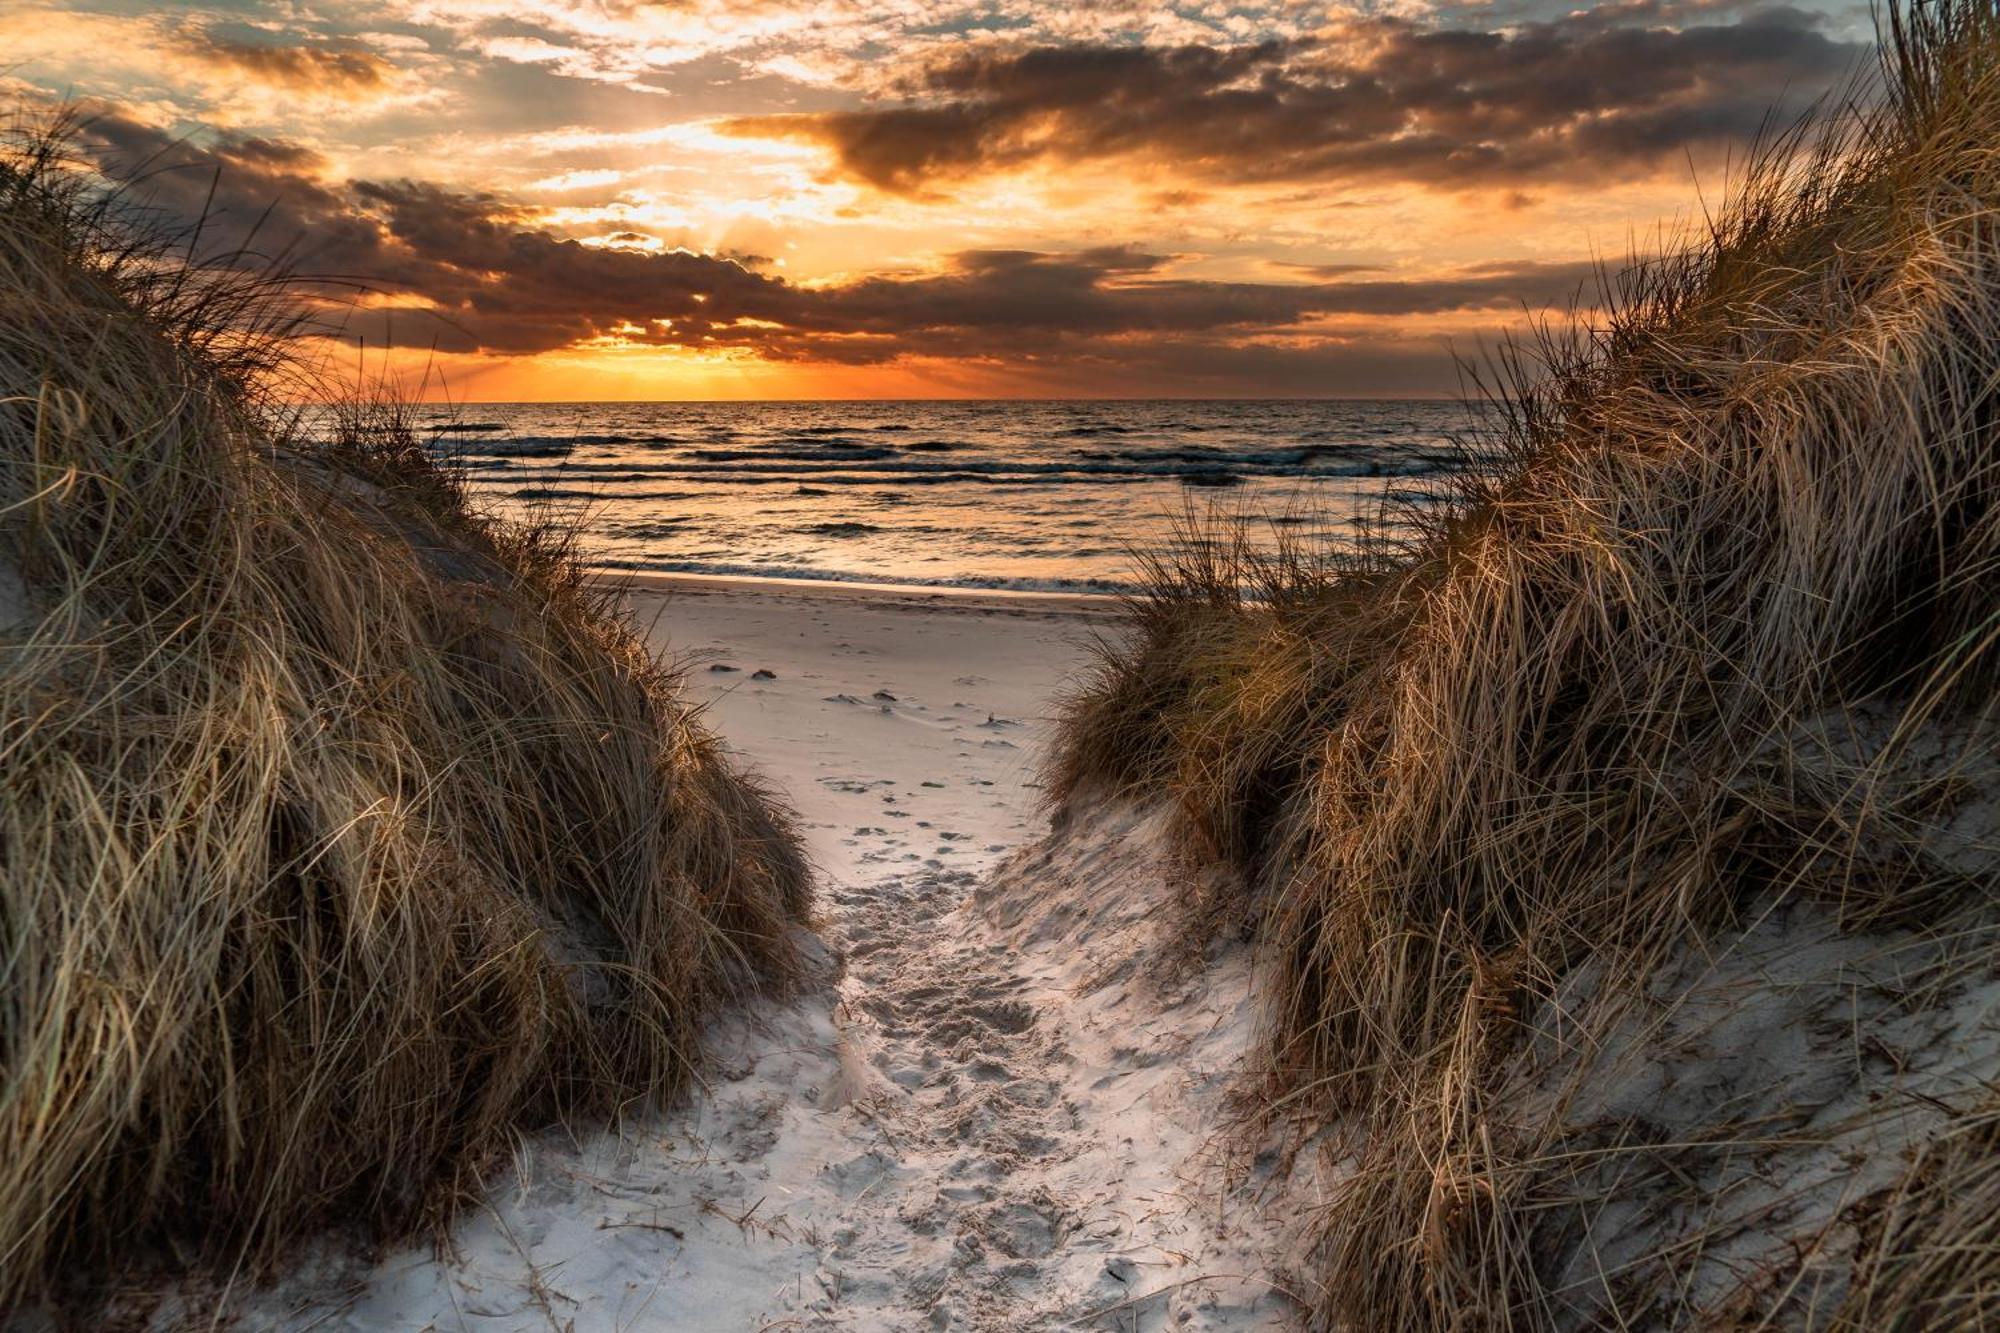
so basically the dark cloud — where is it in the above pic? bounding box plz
[83,112,390,274]
[1271,262,1383,280]
[724,5,1862,193]
[78,110,1597,385]
[178,29,394,93]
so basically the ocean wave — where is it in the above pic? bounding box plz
[458,440,574,458]
[447,431,694,452]
[800,521,884,537]
[1074,446,1249,464]
[604,517,699,537]
[771,435,877,449]
[491,477,1112,498]
[691,446,902,463]
[510,485,706,502]
[473,453,1456,485]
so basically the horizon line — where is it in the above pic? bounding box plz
[302,393,1470,407]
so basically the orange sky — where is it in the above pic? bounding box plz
[8,0,1873,399]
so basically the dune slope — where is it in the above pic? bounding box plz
[1049,4,2000,1327]
[0,121,806,1313]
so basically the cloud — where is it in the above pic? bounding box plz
[82,113,393,276]
[78,110,1598,385]
[364,0,1326,94]
[177,31,395,94]
[723,5,1862,194]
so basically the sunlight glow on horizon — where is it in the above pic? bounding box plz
[8,0,1869,398]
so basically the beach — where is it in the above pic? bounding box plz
[242,575,1306,1331]
[622,572,1119,882]
[10,6,2000,1320]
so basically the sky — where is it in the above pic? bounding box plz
[7,0,1875,399]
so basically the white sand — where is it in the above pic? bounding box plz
[249,576,1310,1332]
[622,571,1120,885]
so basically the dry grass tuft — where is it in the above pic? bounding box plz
[1050,2,2000,1325]
[1048,507,1404,933]
[0,113,807,1312]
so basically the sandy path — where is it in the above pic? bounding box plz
[251,582,1303,1331]
[629,576,1109,887]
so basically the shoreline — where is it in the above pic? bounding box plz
[597,566,1127,618]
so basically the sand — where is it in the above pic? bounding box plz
[619,570,1121,886]
[244,575,1311,1331]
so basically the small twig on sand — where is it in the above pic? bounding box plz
[595,1218,686,1240]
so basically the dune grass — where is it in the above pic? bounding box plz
[1049,2,2000,1325]
[1050,511,1402,936]
[0,117,808,1311]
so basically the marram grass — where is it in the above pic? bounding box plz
[0,119,807,1310]
[1050,2,2000,1326]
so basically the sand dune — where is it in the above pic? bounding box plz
[244,581,1308,1331]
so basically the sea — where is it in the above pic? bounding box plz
[412,400,1482,594]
